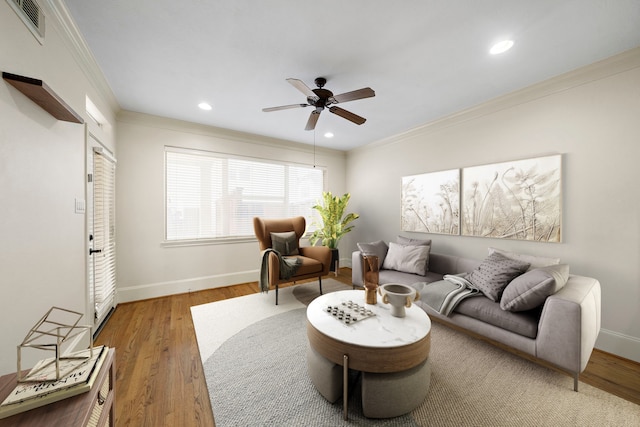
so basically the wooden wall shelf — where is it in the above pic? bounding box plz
[3,72,84,124]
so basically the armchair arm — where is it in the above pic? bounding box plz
[267,252,280,287]
[536,275,601,375]
[299,246,332,276]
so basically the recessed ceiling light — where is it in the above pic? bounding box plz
[324,132,334,138]
[490,40,514,55]
[198,102,212,111]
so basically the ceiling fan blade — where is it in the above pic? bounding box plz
[331,87,375,104]
[286,78,317,99]
[305,110,321,131]
[262,103,308,112]
[329,106,366,125]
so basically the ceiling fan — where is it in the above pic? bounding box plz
[262,77,375,131]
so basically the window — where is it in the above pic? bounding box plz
[165,147,325,241]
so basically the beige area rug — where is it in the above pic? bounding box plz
[191,279,349,360]
[191,281,640,426]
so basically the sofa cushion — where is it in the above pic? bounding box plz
[294,255,323,274]
[270,231,299,255]
[357,240,389,268]
[382,242,431,275]
[454,297,541,338]
[500,264,570,312]
[466,252,530,301]
[397,236,432,246]
[488,247,560,271]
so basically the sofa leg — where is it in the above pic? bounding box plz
[275,284,279,305]
[319,277,323,295]
[574,374,579,392]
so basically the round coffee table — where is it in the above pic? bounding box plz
[306,289,431,419]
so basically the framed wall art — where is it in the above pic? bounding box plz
[461,154,562,242]
[401,168,460,235]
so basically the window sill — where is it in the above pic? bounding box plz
[162,233,314,248]
[162,236,256,248]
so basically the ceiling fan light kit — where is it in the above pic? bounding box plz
[263,77,375,131]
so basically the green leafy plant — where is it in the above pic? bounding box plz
[309,192,359,249]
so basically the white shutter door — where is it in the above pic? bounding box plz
[92,150,116,326]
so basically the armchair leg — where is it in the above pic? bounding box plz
[275,284,279,305]
[319,277,323,295]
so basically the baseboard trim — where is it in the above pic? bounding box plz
[117,270,259,303]
[596,328,640,363]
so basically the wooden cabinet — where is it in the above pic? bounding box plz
[0,348,115,427]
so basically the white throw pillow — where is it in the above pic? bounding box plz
[382,242,430,275]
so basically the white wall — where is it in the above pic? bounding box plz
[115,111,347,302]
[0,2,117,374]
[346,48,640,362]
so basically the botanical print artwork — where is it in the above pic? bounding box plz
[461,155,561,242]
[402,169,460,235]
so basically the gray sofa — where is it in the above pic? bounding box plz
[352,244,602,391]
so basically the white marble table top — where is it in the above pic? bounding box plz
[307,290,431,348]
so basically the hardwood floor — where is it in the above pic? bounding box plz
[95,269,640,426]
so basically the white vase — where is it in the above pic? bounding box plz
[378,283,419,317]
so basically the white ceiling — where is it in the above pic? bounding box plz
[63,0,640,151]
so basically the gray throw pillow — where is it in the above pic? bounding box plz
[381,242,430,276]
[466,252,530,301]
[501,264,570,312]
[270,231,299,256]
[357,240,389,268]
[397,236,432,246]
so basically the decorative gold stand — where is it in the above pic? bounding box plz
[17,307,93,383]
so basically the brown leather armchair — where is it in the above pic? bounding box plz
[253,216,331,304]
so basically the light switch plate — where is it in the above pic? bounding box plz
[75,198,86,214]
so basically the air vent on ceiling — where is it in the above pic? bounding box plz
[6,0,45,43]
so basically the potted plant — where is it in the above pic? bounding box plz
[309,192,359,273]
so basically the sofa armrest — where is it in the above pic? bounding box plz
[536,275,601,375]
[352,251,364,287]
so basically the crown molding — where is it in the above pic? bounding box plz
[43,0,120,113]
[355,46,640,153]
[117,110,345,157]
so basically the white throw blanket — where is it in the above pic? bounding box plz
[419,274,480,316]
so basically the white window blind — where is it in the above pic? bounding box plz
[92,151,116,323]
[166,148,325,241]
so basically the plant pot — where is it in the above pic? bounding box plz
[329,248,339,274]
